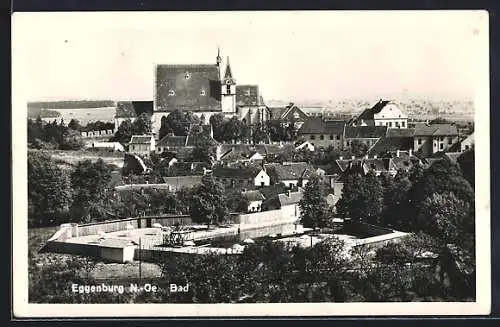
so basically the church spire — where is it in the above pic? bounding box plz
[224,56,233,79]
[216,46,222,67]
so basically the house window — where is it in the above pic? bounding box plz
[168,89,175,96]
[440,143,444,150]
[402,121,405,127]
[310,135,315,140]
[320,135,324,140]
[336,135,340,140]
[440,137,444,142]
[448,137,453,144]
[131,145,135,150]
[418,138,422,145]
[330,135,334,140]
[465,145,470,150]
[388,122,392,127]
[261,182,265,186]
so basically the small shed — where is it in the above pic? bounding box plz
[99,238,138,263]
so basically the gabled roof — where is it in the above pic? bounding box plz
[367,136,414,155]
[414,123,459,136]
[185,124,217,147]
[392,156,421,171]
[264,162,315,181]
[218,144,293,160]
[357,100,391,120]
[278,191,304,206]
[115,101,153,118]
[156,135,187,148]
[345,126,388,139]
[155,64,221,112]
[361,158,396,174]
[129,135,154,144]
[236,85,262,106]
[386,128,415,138]
[242,190,265,202]
[298,116,346,135]
[442,152,462,164]
[268,107,287,120]
[213,165,264,179]
[170,161,209,176]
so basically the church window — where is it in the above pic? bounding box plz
[200,89,206,96]
[226,85,231,94]
[185,72,191,79]
[168,89,175,96]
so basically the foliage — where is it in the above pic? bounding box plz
[69,159,114,222]
[189,175,228,227]
[336,172,384,224]
[457,148,474,188]
[252,123,268,144]
[160,109,201,137]
[28,151,73,227]
[349,140,369,158]
[299,175,330,229]
[227,191,250,213]
[28,118,85,150]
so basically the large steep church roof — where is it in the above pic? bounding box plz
[155,64,222,112]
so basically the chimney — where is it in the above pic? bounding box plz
[396,150,400,158]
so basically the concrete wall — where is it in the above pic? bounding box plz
[235,209,296,225]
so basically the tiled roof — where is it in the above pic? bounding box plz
[185,124,217,147]
[242,190,265,202]
[155,64,221,112]
[162,176,203,189]
[392,156,421,171]
[361,158,396,174]
[236,85,261,106]
[386,128,415,138]
[345,126,387,139]
[414,123,459,136]
[115,101,153,118]
[157,135,187,147]
[278,191,304,206]
[443,152,462,164]
[129,135,154,144]
[298,117,346,134]
[213,165,263,179]
[218,144,294,159]
[264,162,315,181]
[367,136,414,155]
[357,100,391,120]
[170,161,209,176]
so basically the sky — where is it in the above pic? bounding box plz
[13,11,488,103]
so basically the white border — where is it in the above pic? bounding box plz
[12,10,491,317]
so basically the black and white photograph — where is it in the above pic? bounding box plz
[12,11,490,317]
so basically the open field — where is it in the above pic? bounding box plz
[38,149,125,168]
[38,107,116,125]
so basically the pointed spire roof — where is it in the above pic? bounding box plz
[216,46,222,66]
[224,56,233,79]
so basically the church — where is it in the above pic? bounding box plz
[149,48,269,138]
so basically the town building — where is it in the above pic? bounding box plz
[460,132,474,152]
[128,135,156,158]
[264,162,315,188]
[295,140,315,152]
[268,102,309,129]
[114,101,153,128]
[413,123,459,157]
[213,165,270,188]
[148,48,269,137]
[354,99,408,128]
[297,117,346,150]
[367,128,415,157]
[262,190,303,219]
[162,176,204,192]
[332,157,398,177]
[241,190,266,213]
[344,126,387,149]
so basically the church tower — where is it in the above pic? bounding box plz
[216,46,222,77]
[221,56,236,113]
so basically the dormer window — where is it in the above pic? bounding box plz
[200,89,206,96]
[185,72,191,79]
[245,89,251,96]
[168,90,175,96]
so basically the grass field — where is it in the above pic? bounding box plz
[38,107,116,125]
[46,149,125,168]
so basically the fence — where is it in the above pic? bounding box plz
[71,215,192,238]
[234,209,295,225]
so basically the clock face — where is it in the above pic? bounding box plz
[226,80,232,85]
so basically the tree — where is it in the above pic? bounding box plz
[59,128,85,150]
[189,175,228,228]
[336,171,384,224]
[111,119,134,144]
[223,117,243,143]
[70,159,114,222]
[299,175,330,229]
[429,117,453,124]
[132,112,152,135]
[68,119,81,131]
[418,192,474,250]
[227,191,249,213]
[210,113,225,142]
[28,151,72,227]
[251,123,268,144]
[457,148,474,188]
[158,115,171,140]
